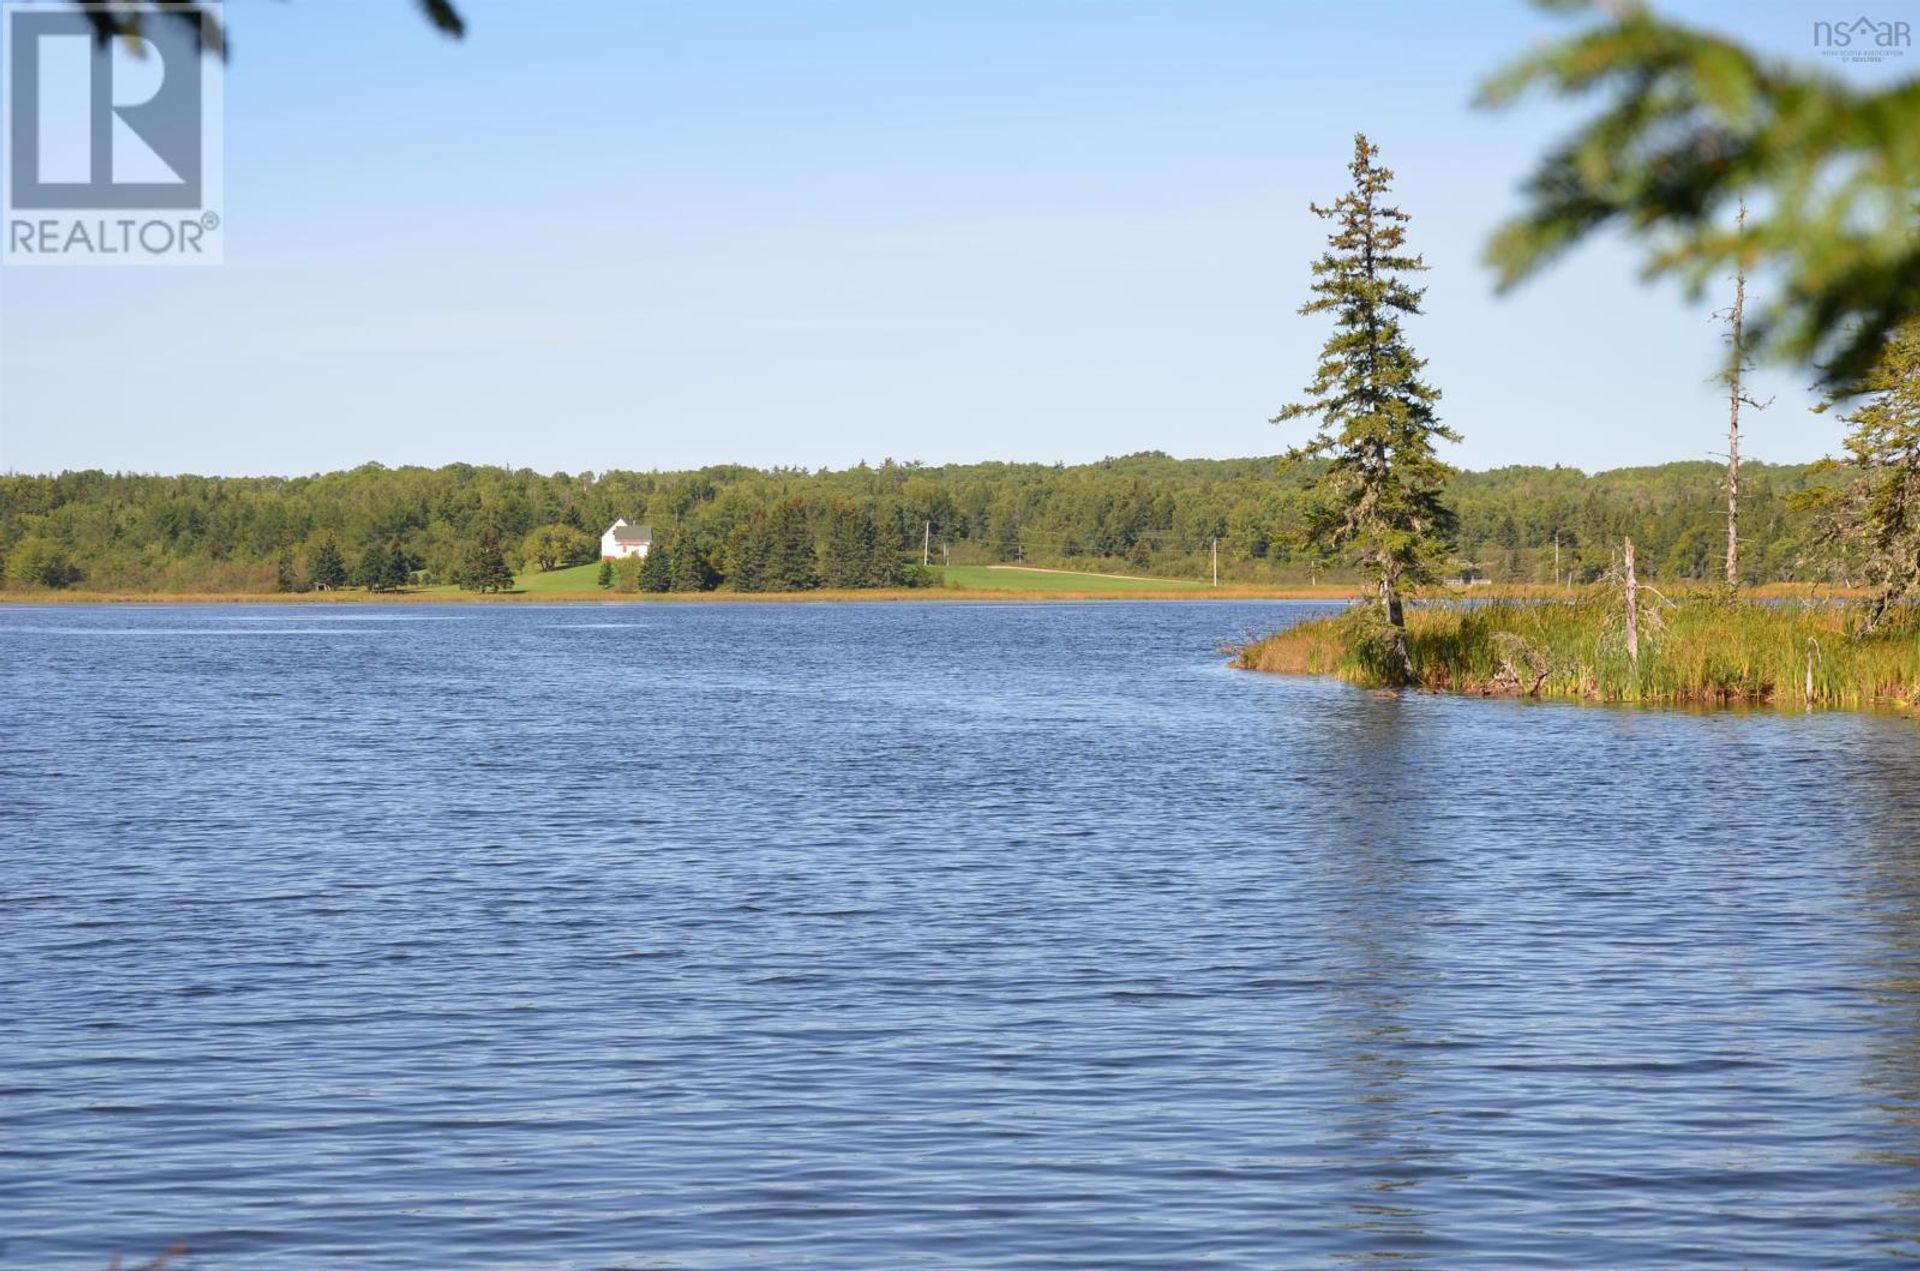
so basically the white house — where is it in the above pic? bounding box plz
[601,519,653,561]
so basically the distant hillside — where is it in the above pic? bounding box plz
[0,454,1829,593]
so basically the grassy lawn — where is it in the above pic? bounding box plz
[513,562,606,593]
[939,565,1206,592]
[511,562,1208,595]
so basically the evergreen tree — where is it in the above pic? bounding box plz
[1274,133,1458,678]
[725,513,773,592]
[352,543,389,591]
[866,517,904,588]
[460,530,515,593]
[639,542,671,593]
[308,535,348,591]
[597,558,614,589]
[667,526,716,592]
[822,501,877,588]
[1808,323,1920,632]
[386,537,412,590]
[763,498,818,591]
[274,546,299,593]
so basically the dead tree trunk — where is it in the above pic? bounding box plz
[1624,537,1640,667]
[1725,201,1747,590]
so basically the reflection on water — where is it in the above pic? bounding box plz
[1303,699,1445,1265]
[1848,753,1920,1261]
[4,601,1920,1268]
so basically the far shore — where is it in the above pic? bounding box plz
[0,583,1359,605]
[0,581,1859,606]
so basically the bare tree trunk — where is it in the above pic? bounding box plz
[1624,537,1640,667]
[1726,200,1748,590]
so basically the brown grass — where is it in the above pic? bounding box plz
[1234,597,1920,710]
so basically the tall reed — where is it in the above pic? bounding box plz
[1233,598,1920,709]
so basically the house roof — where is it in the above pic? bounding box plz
[608,523,653,544]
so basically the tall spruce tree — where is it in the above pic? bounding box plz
[639,541,672,593]
[385,537,412,591]
[460,530,515,593]
[308,535,348,591]
[726,513,774,592]
[667,526,715,592]
[764,498,819,591]
[274,546,299,593]
[352,543,389,592]
[1274,133,1457,677]
[1808,323,1920,632]
[822,502,880,589]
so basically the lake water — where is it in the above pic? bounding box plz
[6,600,1920,1268]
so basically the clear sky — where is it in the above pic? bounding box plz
[0,0,1902,477]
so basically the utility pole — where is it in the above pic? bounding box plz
[922,521,930,568]
[1211,537,1219,588]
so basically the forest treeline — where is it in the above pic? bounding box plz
[0,452,1831,593]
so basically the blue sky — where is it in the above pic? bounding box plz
[0,0,1903,476]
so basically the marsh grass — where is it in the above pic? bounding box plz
[1234,598,1920,709]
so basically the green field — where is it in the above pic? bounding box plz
[500,561,1207,596]
[512,561,606,593]
[939,565,1205,592]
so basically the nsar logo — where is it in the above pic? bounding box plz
[1813,14,1912,62]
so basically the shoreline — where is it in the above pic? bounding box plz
[0,582,1854,606]
[1232,599,1917,713]
[0,584,1361,605]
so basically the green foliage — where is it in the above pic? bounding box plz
[521,523,595,572]
[1478,1,1920,392]
[639,543,671,593]
[822,501,901,589]
[307,535,348,591]
[459,531,514,593]
[612,556,643,594]
[597,559,614,589]
[1240,597,1920,708]
[1804,323,1920,629]
[352,538,409,592]
[667,527,717,592]
[726,497,820,592]
[763,498,820,591]
[273,547,299,593]
[0,454,1839,594]
[3,536,78,589]
[1330,604,1418,687]
[1274,134,1458,631]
